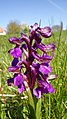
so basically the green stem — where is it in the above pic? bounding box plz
[49,94,51,119]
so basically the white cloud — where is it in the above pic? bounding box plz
[47,0,66,13]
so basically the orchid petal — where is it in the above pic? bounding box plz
[37,26,52,38]
[9,48,22,58]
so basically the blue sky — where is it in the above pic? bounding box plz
[0,0,67,29]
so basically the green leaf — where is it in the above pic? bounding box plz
[24,81,35,109]
[28,104,36,119]
[63,113,67,119]
[36,98,41,119]
[24,81,36,119]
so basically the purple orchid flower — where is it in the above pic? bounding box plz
[34,78,55,98]
[39,63,52,74]
[34,42,55,53]
[9,47,22,58]
[8,58,22,73]
[7,23,57,98]
[7,74,25,93]
[8,37,22,45]
[32,51,52,63]
[14,74,25,93]
[37,26,52,38]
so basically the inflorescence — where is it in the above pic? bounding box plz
[7,23,57,98]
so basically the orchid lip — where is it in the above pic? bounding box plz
[9,47,22,58]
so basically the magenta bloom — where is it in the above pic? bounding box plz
[14,74,23,86]
[7,23,56,98]
[37,26,52,38]
[39,63,52,74]
[34,78,55,98]
[8,37,22,45]
[9,47,22,58]
[14,74,25,93]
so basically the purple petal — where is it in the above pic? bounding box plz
[7,78,14,86]
[20,33,30,49]
[34,42,46,52]
[21,33,30,43]
[39,64,52,74]
[8,66,20,72]
[32,62,40,69]
[32,50,52,63]
[32,51,40,60]
[12,58,19,66]
[47,83,55,93]
[29,23,38,40]
[38,79,55,93]
[46,43,55,52]
[21,44,27,51]
[40,53,52,63]
[18,83,25,94]
[30,23,38,31]
[34,33,42,43]
[37,26,52,38]
[14,74,23,86]
[43,43,55,52]
[8,37,22,45]
[35,42,55,52]
[38,78,49,87]
[9,48,22,58]
[33,87,42,98]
